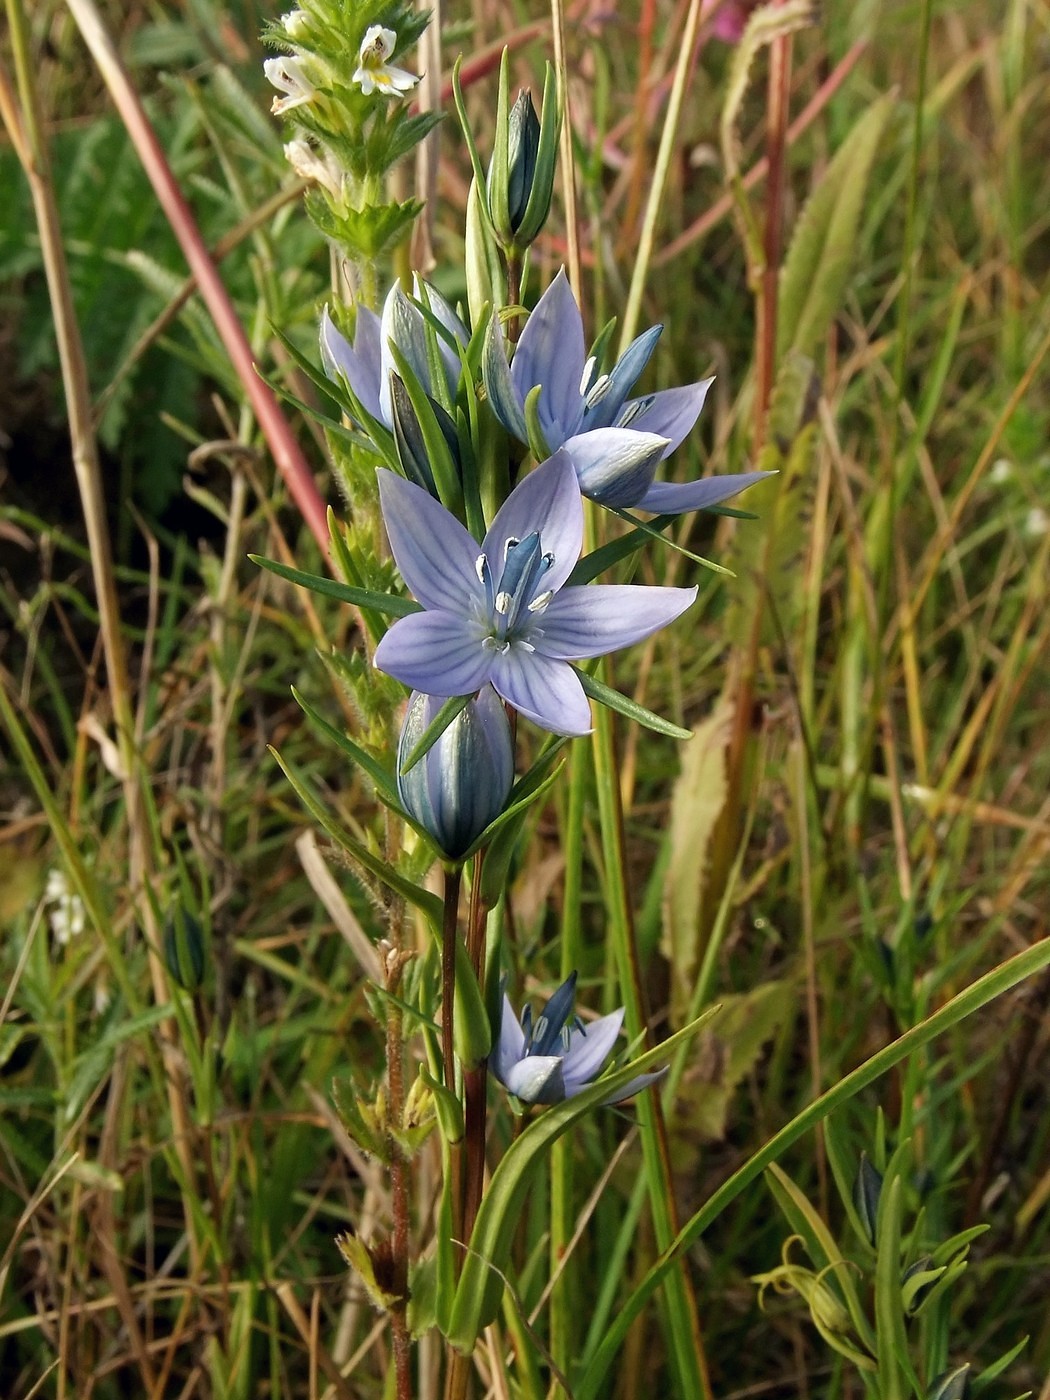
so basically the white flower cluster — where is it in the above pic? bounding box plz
[44,868,85,945]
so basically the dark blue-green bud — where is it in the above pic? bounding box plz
[853,1152,883,1244]
[164,909,206,992]
[397,688,514,861]
[485,49,559,254]
[506,90,540,233]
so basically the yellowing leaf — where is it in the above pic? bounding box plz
[660,701,733,1025]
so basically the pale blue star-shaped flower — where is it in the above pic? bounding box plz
[372,451,697,736]
[485,267,770,511]
[321,277,468,429]
[493,973,665,1106]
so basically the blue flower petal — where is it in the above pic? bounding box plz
[562,428,669,507]
[581,324,662,430]
[488,648,592,736]
[510,269,586,445]
[561,1008,624,1090]
[638,469,775,515]
[483,314,528,439]
[494,994,526,1086]
[505,1054,566,1104]
[625,377,714,457]
[378,470,484,613]
[373,611,492,695]
[535,584,697,660]
[482,452,584,594]
[320,304,383,424]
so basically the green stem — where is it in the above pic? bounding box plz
[550,739,587,1377]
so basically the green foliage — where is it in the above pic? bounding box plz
[778,94,896,358]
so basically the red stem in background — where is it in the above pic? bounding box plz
[754,29,793,455]
[65,0,331,555]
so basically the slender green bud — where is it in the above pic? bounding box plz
[485,50,560,255]
[853,1151,883,1244]
[164,909,206,992]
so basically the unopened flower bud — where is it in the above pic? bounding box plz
[505,90,540,233]
[397,688,514,861]
[485,49,559,254]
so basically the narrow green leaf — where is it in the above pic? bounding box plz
[606,506,733,574]
[575,934,1050,1400]
[291,687,399,805]
[573,666,691,740]
[269,747,442,930]
[523,383,552,462]
[565,515,678,585]
[765,1163,875,1352]
[873,1176,910,1400]
[249,554,422,617]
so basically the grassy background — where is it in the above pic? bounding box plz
[1,0,1048,1396]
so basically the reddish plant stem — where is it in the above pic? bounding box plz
[441,865,465,1283]
[65,0,330,554]
[753,29,793,455]
[384,927,412,1400]
[441,867,463,1094]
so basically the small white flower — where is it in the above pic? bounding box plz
[283,139,342,197]
[1024,506,1048,537]
[264,55,317,116]
[44,867,85,946]
[352,25,418,98]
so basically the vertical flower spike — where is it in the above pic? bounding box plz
[397,688,515,860]
[492,974,666,1105]
[372,452,698,736]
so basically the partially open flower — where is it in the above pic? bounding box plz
[321,278,468,430]
[484,268,771,513]
[397,687,514,861]
[493,973,665,1106]
[353,25,419,98]
[264,55,318,116]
